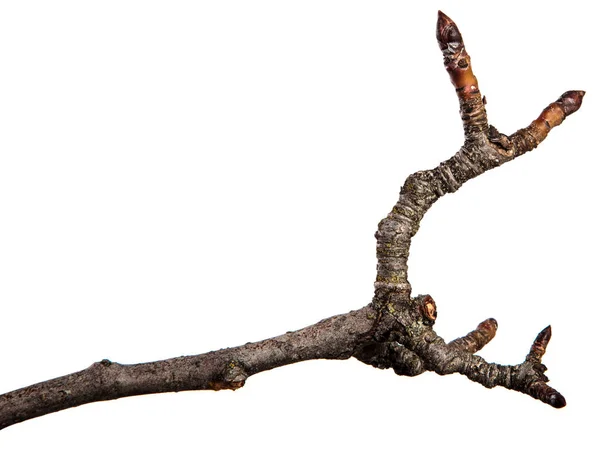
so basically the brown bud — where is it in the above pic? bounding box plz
[415,295,437,323]
[549,392,567,409]
[436,11,463,48]
[559,90,585,116]
[526,325,552,363]
[477,318,498,336]
[530,382,566,409]
[485,318,498,329]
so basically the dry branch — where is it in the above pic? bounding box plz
[0,11,584,430]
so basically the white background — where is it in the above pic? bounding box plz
[0,1,597,463]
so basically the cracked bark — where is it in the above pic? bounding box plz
[0,11,584,430]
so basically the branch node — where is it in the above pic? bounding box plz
[209,361,248,391]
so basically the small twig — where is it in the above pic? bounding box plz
[448,318,498,354]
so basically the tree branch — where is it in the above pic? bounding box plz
[0,306,377,430]
[369,11,583,409]
[374,13,584,299]
[0,10,585,431]
[407,324,565,408]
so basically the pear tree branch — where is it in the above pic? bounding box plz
[0,11,584,431]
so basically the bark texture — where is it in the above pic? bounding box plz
[0,11,584,430]
[0,307,377,429]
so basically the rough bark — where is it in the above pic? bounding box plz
[0,11,584,430]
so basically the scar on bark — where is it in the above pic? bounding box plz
[0,11,584,431]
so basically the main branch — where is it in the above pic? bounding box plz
[0,306,377,429]
[0,11,584,430]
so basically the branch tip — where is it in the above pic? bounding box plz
[436,11,462,48]
[510,91,585,157]
[479,318,498,332]
[527,325,552,363]
[447,317,498,354]
[549,392,567,409]
[530,382,566,409]
[560,90,585,116]
[537,325,552,344]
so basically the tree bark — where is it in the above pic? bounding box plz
[0,11,585,430]
[0,306,378,430]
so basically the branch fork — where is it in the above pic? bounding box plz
[369,11,582,409]
[0,11,583,430]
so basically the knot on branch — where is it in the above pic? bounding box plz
[414,295,437,325]
[208,361,248,391]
